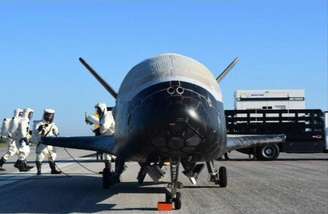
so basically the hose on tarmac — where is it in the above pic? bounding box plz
[63,148,99,175]
[0,150,100,180]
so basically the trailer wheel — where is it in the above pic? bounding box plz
[256,144,280,161]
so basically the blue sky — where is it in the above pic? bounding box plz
[1,1,327,136]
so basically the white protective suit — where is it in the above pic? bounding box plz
[97,103,115,136]
[1,109,23,161]
[35,120,59,162]
[93,103,115,161]
[1,118,10,138]
[15,108,34,161]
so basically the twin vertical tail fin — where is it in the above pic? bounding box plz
[216,57,240,83]
[79,56,239,97]
[79,57,118,99]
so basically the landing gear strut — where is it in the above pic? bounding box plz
[102,157,124,189]
[137,162,148,184]
[206,161,227,188]
[164,160,182,210]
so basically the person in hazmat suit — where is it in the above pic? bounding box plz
[85,111,103,160]
[35,109,62,175]
[0,108,23,170]
[85,103,115,171]
[14,108,34,172]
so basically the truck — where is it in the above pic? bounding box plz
[225,109,327,160]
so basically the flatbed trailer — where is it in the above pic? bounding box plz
[225,109,327,160]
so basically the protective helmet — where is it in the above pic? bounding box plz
[43,108,55,123]
[14,108,23,118]
[23,108,34,120]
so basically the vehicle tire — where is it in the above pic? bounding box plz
[224,153,230,160]
[174,192,182,210]
[218,167,227,188]
[257,144,280,161]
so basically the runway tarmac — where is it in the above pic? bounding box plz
[0,147,327,214]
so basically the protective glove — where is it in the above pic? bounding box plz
[38,125,44,132]
[85,116,93,125]
[20,138,30,145]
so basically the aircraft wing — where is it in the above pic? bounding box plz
[225,134,286,152]
[41,136,119,156]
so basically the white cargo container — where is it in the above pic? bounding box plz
[325,111,328,150]
[235,90,305,110]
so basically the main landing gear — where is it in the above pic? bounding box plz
[206,161,227,188]
[102,158,125,189]
[137,161,166,184]
[102,167,119,189]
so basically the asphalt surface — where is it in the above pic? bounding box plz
[0,146,327,214]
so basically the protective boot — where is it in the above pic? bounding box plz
[15,160,31,172]
[36,161,42,175]
[24,161,34,170]
[0,157,6,171]
[14,160,20,169]
[14,160,23,171]
[49,161,62,174]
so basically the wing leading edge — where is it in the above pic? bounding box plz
[41,134,285,157]
[225,134,286,152]
[41,136,119,156]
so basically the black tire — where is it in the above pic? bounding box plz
[177,182,184,189]
[219,167,227,188]
[174,192,182,210]
[165,192,172,203]
[103,169,117,189]
[257,144,280,161]
[224,153,230,160]
[102,168,111,189]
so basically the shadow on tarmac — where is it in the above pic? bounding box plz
[0,175,167,213]
[221,158,328,162]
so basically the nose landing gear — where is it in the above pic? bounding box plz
[157,160,228,211]
[164,191,182,210]
[158,160,182,210]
